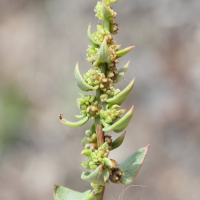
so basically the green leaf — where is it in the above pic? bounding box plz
[102,0,113,19]
[110,131,126,150]
[87,24,100,46]
[118,145,150,185]
[75,114,87,119]
[116,46,134,58]
[81,136,87,146]
[102,158,116,168]
[59,114,89,127]
[74,62,99,91]
[81,149,93,157]
[102,106,134,133]
[81,165,108,186]
[113,61,130,83]
[81,161,90,169]
[103,167,110,181]
[93,37,110,66]
[90,123,96,135]
[107,78,135,105]
[54,185,95,200]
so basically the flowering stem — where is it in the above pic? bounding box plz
[95,64,106,200]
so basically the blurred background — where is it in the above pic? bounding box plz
[0,0,200,200]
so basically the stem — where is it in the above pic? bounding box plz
[95,64,106,200]
[103,17,110,32]
[95,187,105,200]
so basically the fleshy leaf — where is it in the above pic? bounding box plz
[81,161,90,169]
[90,123,96,135]
[102,106,134,133]
[102,0,113,19]
[113,61,130,83]
[87,23,100,46]
[81,165,107,186]
[103,158,116,168]
[75,114,87,119]
[59,114,89,127]
[110,131,126,150]
[116,46,135,58]
[107,78,135,105]
[74,62,99,91]
[118,145,150,185]
[54,185,95,200]
[81,136,87,146]
[81,149,92,157]
[103,167,110,181]
[93,37,110,66]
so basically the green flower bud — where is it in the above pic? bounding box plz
[87,105,100,118]
[85,143,98,152]
[100,94,108,102]
[87,134,97,143]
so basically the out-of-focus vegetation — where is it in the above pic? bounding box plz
[0,86,30,154]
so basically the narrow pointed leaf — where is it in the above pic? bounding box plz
[114,61,130,83]
[118,145,150,185]
[90,123,96,134]
[81,149,92,157]
[81,136,87,146]
[110,131,126,150]
[102,0,113,19]
[103,158,116,168]
[103,167,110,181]
[74,62,99,91]
[54,185,95,200]
[87,23,100,46]
[59,114,89,127]
[81,161,90,169]
[102,106,134,133]
[81,165,107,186]
[93,37,110,66]
[75,114,87,119]
[116,46,135,58]
[107,78,135,105]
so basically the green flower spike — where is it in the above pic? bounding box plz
[113,60,130,83]
[59,114,89,127]
[107,78,135,105]
[74,62,99,91]
[102,106,134,133]
[57,1,149,199]
[116,46,135,58]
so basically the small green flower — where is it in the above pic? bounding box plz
[100,104,126,127]
[77,94,99,118]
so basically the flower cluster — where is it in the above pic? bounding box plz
[84,68,120,99]
[77,94,99,118]
[100,105,126,127]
